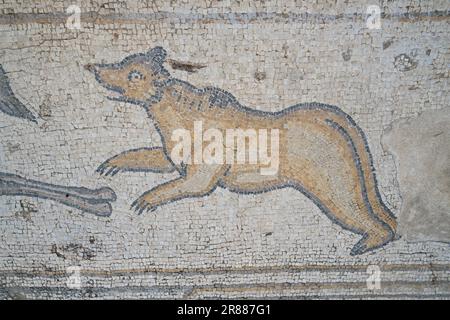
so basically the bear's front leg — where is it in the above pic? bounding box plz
[97,147,176,176]
[131,164,228,214]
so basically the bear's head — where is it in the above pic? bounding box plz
[85,46,170,107]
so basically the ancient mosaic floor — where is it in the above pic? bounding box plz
[0,1,449,299]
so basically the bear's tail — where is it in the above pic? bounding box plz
[327,110,397,236]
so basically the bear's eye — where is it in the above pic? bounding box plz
[128,70,144,81]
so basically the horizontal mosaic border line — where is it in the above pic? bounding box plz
[0,10,449,26]
[0,263,448,277]
[185,280,450,299]
[1,280,449,299]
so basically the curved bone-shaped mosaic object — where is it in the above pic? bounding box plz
[0,64,36,123]
[0,172,116,217]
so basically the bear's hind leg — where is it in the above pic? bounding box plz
[285,177,394,255]
[351,226,395,255]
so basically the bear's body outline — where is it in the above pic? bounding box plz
[86,47,397,255]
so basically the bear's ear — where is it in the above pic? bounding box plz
[148,46,167,64]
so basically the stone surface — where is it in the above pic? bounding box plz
[382,108,450,243]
